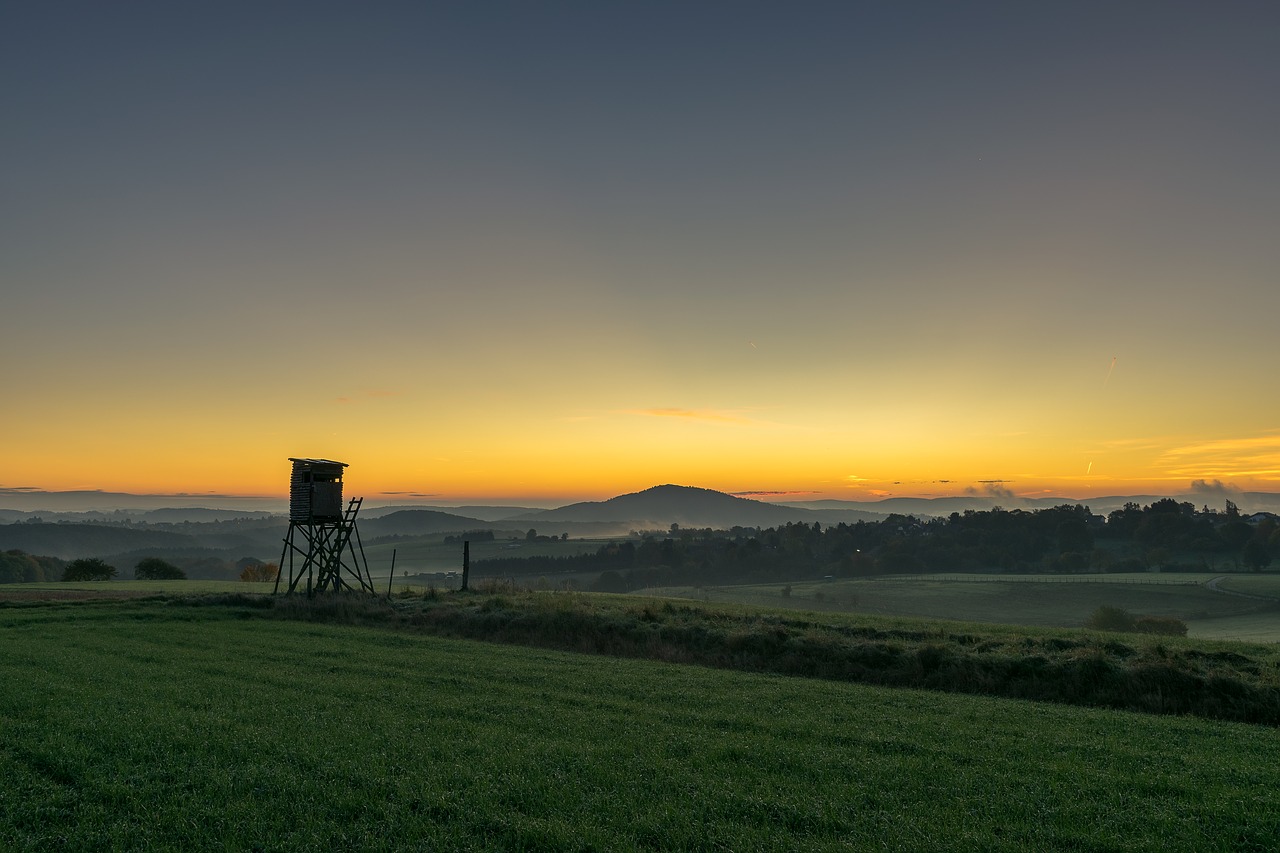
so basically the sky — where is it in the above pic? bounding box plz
[4,2,1279,507]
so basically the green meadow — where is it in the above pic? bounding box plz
[2,593,1279,850]
[643,572,1280,643]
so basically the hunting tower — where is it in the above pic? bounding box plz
[275,457,375,594]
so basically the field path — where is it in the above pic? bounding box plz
[1206,576,1278,602]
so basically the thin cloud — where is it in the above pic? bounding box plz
[1086,437,1176,452]
[1157,432,1280,480]
[1162,433,1280,457]
[335,389,403,404]
[732,490,815,497]
[623,408,753,425]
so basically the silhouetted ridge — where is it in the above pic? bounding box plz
[519,485,826,529]
[357,509,497,538]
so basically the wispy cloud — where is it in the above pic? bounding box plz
[623,407,754,425]
[335,389,402,404]
[1157,432,1280,480]
[732,490,816,498]
[1085,437,1176,453]
[1161,433,1280,458]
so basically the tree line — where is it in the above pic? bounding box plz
[0,551,279,583]
[468,501,1278,592]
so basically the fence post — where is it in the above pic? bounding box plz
[462,541,470,591]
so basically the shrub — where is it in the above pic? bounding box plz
[240,562,279,583]
[1133,616,1188,637]
[478,577,518,595]
[1087,606,1135,632]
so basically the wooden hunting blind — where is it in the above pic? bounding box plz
[276,458,375,595]
[289,457,346,522]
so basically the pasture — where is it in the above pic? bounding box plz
[1,595,1278,850]
[642,573,1280,643]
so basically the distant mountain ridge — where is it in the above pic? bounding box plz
[360,505,540,522]
[778,491,1280,518]
[514,485,885,530]
[0,489,284,513]
[357,509,509,539]
[5,486,1279,537]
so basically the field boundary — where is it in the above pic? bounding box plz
[901,574,1205,586]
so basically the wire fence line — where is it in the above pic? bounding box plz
[882,574,1207,587]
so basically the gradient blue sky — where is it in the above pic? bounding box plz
[4,2,1279,503]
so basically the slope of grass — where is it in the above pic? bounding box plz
[242,588,1280,725]
[641,574,1277,636]
[1,598,1278,851]
[1210,574,1280,598]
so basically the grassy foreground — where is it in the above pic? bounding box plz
[1,596,1278,851]
[319,588,1280,725]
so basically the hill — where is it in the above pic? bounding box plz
[357,509,506,539]
[0,488,283,513]
[515,484,884,530]
[361,504,541,522]
[517,485,798,529]
[0,523,201,560]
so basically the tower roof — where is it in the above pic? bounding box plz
[288,458,348,468]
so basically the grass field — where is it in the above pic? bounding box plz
[2,596,1278,850]
[641,573,1280,642]
[11,569,1280,643]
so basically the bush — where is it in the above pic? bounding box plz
[1088,607,1187,637]
[1133,616,1188,637]
[62,558,117,582]
[1087,606,1135,632]
[240,562,279,583]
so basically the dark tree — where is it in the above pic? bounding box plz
[1242,539,1272,572]
[134,557,186,580]
[1218,521,1254,551]
[62,558,117,582]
